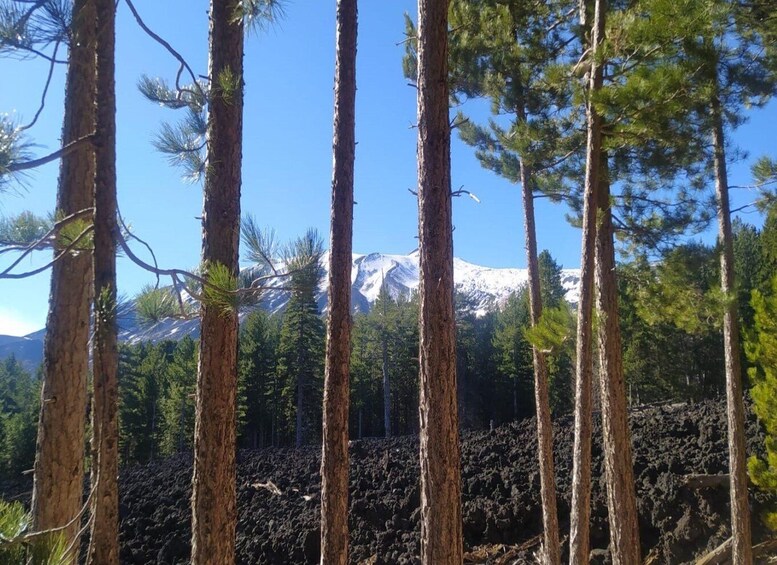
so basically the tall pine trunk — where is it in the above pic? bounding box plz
[568,0,604,561]
[382,302,391,438]
[30,1,95,558]
[594,156,641,564]
[711,83,752,565]
[190,0,244,562]
[320,0,357,562]
[87,0,119,561]
[416,0,462,561]
[519,159,560,565]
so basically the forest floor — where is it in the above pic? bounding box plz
[4,398,776,564]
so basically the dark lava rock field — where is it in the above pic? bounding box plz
[111,399,777,564]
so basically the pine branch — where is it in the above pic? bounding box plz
[19,38,59,131]
[124,0,205,100]
[6,132,95,172]
[0,223,93,279]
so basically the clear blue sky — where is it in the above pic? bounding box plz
[0,0,774,336]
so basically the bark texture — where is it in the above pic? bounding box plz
[416,0,463,561]
[519,160,560,565]
[594,159,641,565]
[190,1,244,562]
[568,1,604,562]
[710,88,752,565]
[87,0,119,562]
[30,1,95,559]
[320,0,357,563]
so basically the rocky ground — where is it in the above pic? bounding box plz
[3,399,775,563]
[109,399,775,564]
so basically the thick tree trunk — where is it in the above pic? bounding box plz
[190,1,244,562]
[320,1,357,563]
[519,159,560,565]
[87,0,119,562]
[595,157,641,565]
[710,88,752,565]
[568,2,604,563]
[296,321,305,448]
[30,0,95,559]
[416,0,463,561]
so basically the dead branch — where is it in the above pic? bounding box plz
[7,133,96,173]
[124,0,206,100]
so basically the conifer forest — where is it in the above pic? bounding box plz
[0,0,777,563]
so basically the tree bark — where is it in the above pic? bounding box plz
[190,0,244,562]
[382,302,392,439]
[595,156,641,565]
[710,84,752,565]
[30,0,95,559]
[519,159,560,565]
[568,1,604,562]
[416,0,463,562]
[87,0,119,562]
[320,0,357,563]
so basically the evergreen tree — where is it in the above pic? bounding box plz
[0,357,39,479]
[320,0,357,559]
[88,0,120,559]
[237,311,279,449]
[746,275,777,530]
[276,230,325,447]
[415,0,463,557]
[159,337,197,455]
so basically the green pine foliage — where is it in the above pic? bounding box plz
[0,500,67,565]
[237,310,280,448]
[746,275,777,530]
[0,357,39,479]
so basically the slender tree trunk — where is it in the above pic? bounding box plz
[87,0,119,561]
[569,1,605,562]
[30,1,95,559]
[296,320,305,448]
[320,0,357,562]
[190,0,244,562]
[519,160,560,565]
[416,0,462,561]
[711,86,752,565]
[594,156,641,565]
[382,326,391,438]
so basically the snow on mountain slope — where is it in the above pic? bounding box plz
[4,253,581,358]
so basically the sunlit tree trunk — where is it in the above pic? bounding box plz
[416,0,462,561]
[30,1,95,560]
[191,0,244,562]
[519,158,560,565]
[87,0,119,561]
[711,80,752,565]
[594,156,641,565]
[568,1,604,563]
[320,0,357,562]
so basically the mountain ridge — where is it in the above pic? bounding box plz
[1,252,581,368]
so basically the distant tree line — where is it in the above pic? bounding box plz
[1,209,774,472]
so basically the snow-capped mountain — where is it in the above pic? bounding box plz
[1,252,581,362]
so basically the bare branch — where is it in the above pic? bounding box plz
[19,40,60,131]
[7,132,95,172]
[124,0,206,100]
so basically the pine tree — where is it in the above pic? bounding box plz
[415,0,463,560]
[746,275,777,530]
[27,1,96,558]
[320,0,357,559]
[88,0,119,559]
[238,312,279,449]
[191,0,244,561]
[276,230,325,448]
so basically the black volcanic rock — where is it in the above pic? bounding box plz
[98,399,774,564]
